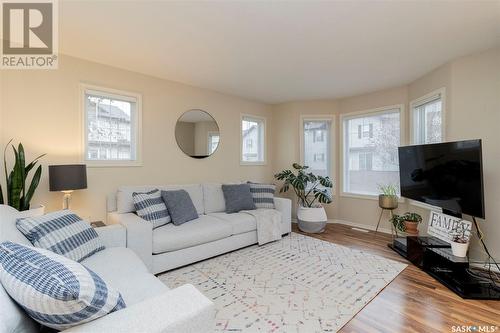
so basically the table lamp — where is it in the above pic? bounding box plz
[49,164,87,210]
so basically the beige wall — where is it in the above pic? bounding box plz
[0,55,273,222]
[272,46,500,259]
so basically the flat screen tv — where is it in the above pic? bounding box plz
[398,139,485,218]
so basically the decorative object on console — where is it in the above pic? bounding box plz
[16,210,105,262]
[0,241,126,331]
[274,163,332,233]
[402,212,423,235]
[175,109,220,159]
[161,189,199,225]
[0,139,45,211]
[247,181,276,209]
[450,222,470,257]
[389,212,423,236]
[221,184,256,213]
[49,164,87,210]
[132,189,170,228]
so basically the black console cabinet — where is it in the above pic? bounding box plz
[389,236,500,300]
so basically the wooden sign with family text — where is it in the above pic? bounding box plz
[427,211,472,243]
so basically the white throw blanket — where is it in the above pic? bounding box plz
[242,209,282,245]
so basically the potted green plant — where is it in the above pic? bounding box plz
[378,184,398,210]
[0,139,45,215]
[450,223,470,257]
[274,163,333,233]
[390,214,406,234]
[402,212,422,235]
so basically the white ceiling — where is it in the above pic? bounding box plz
[59,1,500,104]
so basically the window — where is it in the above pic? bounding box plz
[411,89,444,144]
[82,84,141,166]
[208,132,219,154]
[342,106,402,196]
[241,115,265,164]
[302,118,332,179]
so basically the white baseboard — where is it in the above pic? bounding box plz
[329,219,393,234]
[292,218,393,235]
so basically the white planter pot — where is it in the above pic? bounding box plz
[297,206,327,233]
[450,241,469,257]
[15,204,45,219]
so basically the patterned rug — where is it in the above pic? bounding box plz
[158,232,407,333]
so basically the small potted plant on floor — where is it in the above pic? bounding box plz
[401,212,422,235]
[378,184,398,210]
[274,163,333,233]
[450,223,470,257]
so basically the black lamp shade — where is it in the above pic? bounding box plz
[49,164,87,192]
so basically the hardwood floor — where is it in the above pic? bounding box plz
[292,223,500,333]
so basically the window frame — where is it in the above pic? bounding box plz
[80,83,142,167]
[340,104,405,200]
[409,87,446,145]
[299,115,335,188]
[240,114,267,165]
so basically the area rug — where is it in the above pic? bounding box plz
[158,232,407,333]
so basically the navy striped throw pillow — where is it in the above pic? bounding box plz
[0,241,125,331]
[133,189,170,229]
[16,210,104,262]
[248,182,276,209]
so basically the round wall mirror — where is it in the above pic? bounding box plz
[175,109,220,159]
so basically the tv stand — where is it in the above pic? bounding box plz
[389,236,500,300]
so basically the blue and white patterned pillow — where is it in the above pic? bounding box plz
[0,241,126,331]
[248,182,276,209]
[133,189,170,228]
[16,210,105,262]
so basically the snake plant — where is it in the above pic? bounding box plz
[0,139,45,211]
[274,163,333,207]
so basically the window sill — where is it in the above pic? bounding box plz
[240,161,267,166]
[340,192,405,203]
[86,160,143,168]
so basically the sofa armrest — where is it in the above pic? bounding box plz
[64,284,215,333]
[94,224,126,248]
[107,212,153,271]
[274,197,292,234]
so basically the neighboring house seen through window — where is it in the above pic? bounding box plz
[342,106,401,196]
[82,85,141,166]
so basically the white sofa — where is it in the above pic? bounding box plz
[107,183,292,274]
[0,205,215,333]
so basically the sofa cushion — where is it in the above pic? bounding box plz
[16,210,105,262]
[222,184,256,213]
[0,283,39,333]
[82,247,168,305]
[208,212,257,235]
[248,182,276,209]
[0,241,125,331]
[133,189,170,229]
[202,183,226,214]
[161,190,199,225]
[0,205,31,246]
[153,215,232,254]
[117,184,204,214]
[202,182,241,214]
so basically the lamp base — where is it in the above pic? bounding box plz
[62,191,73,210]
